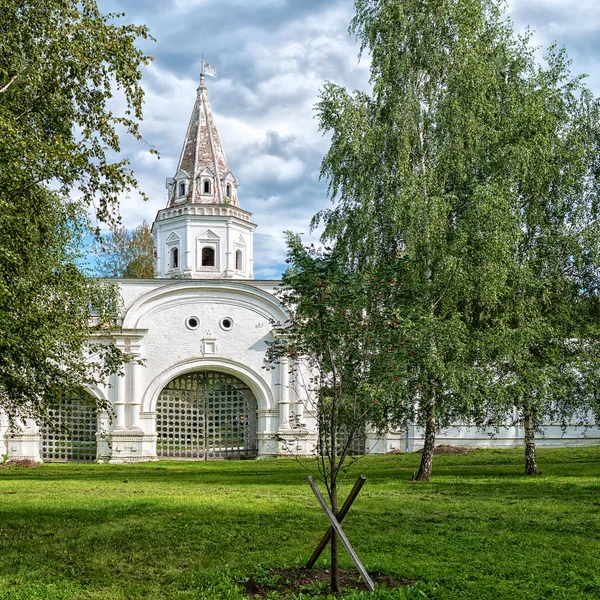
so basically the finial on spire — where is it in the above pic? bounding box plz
[200,57,217,89]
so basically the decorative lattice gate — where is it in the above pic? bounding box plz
[331,428,367,456]
[40,395,98,462]
[339,431,367,456]
[156,371,258,459]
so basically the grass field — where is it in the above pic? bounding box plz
[0,447,598,599]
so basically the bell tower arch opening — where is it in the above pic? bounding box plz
[201,246,215,267]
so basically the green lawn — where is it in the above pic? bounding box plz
[0,447,598,599]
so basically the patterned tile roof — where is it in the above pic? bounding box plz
[168,76,239,207]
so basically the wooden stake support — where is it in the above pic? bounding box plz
[306,475,374,592]
[306,474,366,568]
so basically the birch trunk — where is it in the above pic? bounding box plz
[524,407,538,475]
[415,402,436,481]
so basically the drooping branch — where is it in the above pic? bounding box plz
[0,72,20,95]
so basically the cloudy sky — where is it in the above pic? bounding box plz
[102,0,600,279]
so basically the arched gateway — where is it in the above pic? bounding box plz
[156,371,258,459]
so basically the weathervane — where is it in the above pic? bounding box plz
[200,55,217,87]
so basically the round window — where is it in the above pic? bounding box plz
[220,317,234,331]
[186,316,200,330]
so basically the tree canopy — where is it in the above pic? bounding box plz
[0,188,125,423]
[472,46,600,473]
[0,1,153,419]
[265,233,409,592]
[0,0,154,223]
[315,0,600,478]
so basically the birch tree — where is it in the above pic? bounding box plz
[474,47,600,474]
[315,0,600,479]
[96,220,154,278]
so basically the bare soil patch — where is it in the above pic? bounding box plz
[0,459,40,468]
[241,567,414,597]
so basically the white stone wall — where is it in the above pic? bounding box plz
[101,279,296,461]
[1,277,598,461]
[0,412,8,458]
[410,420,600,452]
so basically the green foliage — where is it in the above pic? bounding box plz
[471,45,600,464]
[314,0,600,478]
[96,219,155,278]
[266,233,416,591]
[0,1,152,419]
[0,0,155,223]
[0,188,125,422]
[266,233,412,480]
[0,448,598,599]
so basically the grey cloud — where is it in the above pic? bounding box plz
[233,130,322,172]
[508,1,600,89]
[132,0,361,92]
[256,131,310,161]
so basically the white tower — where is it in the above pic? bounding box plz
[152,68,256,279]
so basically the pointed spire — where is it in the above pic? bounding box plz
[167,69,239,208]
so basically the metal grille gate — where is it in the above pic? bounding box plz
[338,430,367,456]
[156,371,258,459]
[40,395,98,462]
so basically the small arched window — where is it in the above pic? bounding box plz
[226,183,232,198]
[201,246,215,267]
[235,249,242,271]
[178,182,186,197]
[171,247,179,269]
[203,180,211,194]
